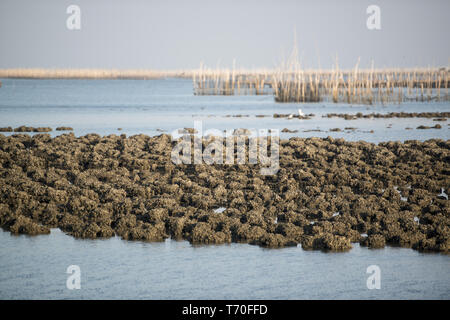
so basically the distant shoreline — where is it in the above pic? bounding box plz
[0,67,446,80]
[0,69,193,80]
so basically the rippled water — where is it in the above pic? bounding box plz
[0,78,449,300]
[0,229,449,300]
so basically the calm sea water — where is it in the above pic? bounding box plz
[0,78,449,142]
[0,229,449,300]
[0,78,449,299]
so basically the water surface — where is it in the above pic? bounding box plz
[0,229,448,300]
[0,78,448,142]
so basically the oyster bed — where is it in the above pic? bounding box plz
[0,133,448,252]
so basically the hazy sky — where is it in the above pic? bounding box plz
[0,0,449,70]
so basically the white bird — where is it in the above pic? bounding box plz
[298,108,304,117]
[288,114,294,119]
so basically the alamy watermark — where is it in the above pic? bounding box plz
[66,5,81,30]
[366,265,381,289]
[366,5,381,30]
[170,121,279,175]
[66,265,81,290]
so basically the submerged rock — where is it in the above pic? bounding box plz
[360,234,386,248]
[325,112,450,119]
[417,124,442,129]
[281,128,298,133]
[301,234,352,251]
[13,126,52,132]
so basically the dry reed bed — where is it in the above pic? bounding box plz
[193,66,449,104]
[1,66,448,104]
[193,64,274,95]
[0,69,194,79]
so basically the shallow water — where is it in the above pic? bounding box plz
[0,78,449,300]
[0,78,449,143]
[0,229,449,300]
